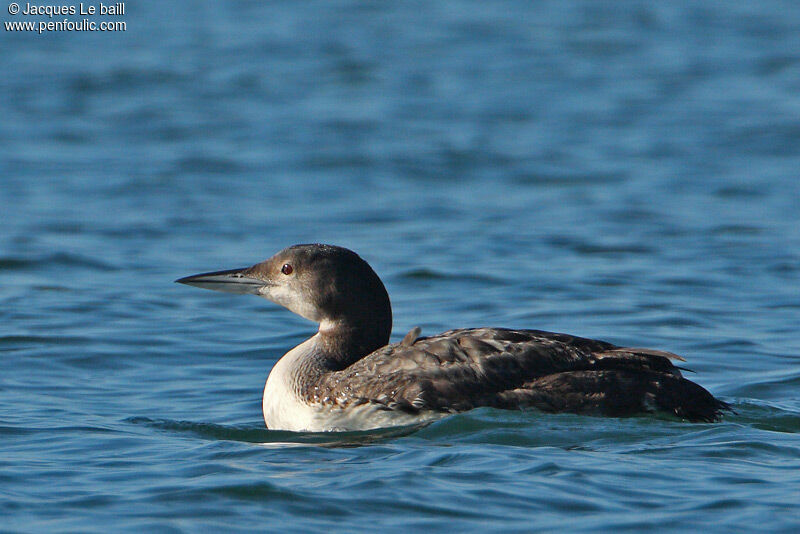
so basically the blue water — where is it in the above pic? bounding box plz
[2,1,800,531]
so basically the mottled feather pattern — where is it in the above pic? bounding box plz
[305,328,728,422]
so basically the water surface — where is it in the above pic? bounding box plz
[1,1,799,532]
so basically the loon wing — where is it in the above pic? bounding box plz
[322,328,728,422]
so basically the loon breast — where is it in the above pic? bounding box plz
[261,337,320,431]
[262,335,444,432]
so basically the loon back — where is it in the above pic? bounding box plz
[177,243,729,431]
[314,327,728,424]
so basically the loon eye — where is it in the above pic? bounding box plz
[281,263,293,275]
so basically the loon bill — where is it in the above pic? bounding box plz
[176,243,729,432]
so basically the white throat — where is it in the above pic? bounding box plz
[258,284,323,323]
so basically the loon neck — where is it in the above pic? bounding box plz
[316,314,391,370]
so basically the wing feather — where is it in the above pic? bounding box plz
[315,328,726,422]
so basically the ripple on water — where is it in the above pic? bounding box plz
[125,417,426,447]
[0,252,117,272]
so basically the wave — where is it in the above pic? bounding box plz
[125,416,425,447]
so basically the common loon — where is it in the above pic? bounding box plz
[176,244,728,432]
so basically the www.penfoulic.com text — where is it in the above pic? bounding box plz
[5,3,126,34]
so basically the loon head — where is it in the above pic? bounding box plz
[176,244,392,339]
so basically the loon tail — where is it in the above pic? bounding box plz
[494,369,730,422]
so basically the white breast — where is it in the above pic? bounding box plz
[262,336,442,432]
[262,337,320,431]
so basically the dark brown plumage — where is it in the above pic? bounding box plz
[315,327,728,422]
